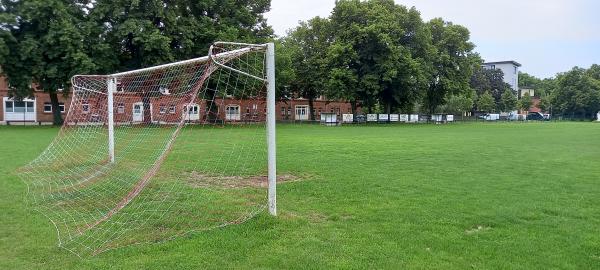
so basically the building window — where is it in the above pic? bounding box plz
[159,104,167,114]
[281,107,285,116]
[82,101,90,113]
[169,105,176,114]
[43,102,65,113]
[5,100,13,112]
[117,103,125,114]
[287,107,291,116]
[5,100,34,113]
[184,105,199,115]
[226,105,241,121]
[116,82,124,92]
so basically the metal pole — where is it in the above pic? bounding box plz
[107,77,116,163]
[266,42,277,216]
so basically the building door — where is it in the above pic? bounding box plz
[132,102,152,122]
[295,105,309,121]
[184,104,200,121]
[225,105,240,121]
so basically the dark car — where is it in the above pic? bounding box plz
[527,112,547,121]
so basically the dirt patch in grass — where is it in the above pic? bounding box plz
[186,172,303,189]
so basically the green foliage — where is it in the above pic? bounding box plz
[423,18,476,114]
[0,0,97,124]
[281,17,332,120]
[470,67,511,107]
[0,0,273,125]
[518,92,533,113]
[281,0,477,115]
[477,91,496,113]
[518,72,542,89]
[326,0,432,114]
[499,90,517,112]
[552,66,600,116]
[88,0,272,71]
[445,94,473,115]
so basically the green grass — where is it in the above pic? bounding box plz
[2,122,600,269]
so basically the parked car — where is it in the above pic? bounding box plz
[527,112,547,121]
[478,113,500,121]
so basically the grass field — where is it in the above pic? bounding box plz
[2,122,600,269]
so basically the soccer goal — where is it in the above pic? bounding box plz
[19,42,277,256]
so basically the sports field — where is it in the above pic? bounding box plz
[2,122,600,269]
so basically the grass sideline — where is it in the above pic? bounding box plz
[1,122,600,269]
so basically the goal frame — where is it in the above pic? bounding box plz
[104,42,277,216]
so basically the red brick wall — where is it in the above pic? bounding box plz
[0,74,361,123]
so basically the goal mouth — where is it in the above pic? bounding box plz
[18,42,275,257]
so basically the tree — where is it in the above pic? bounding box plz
[499,90,517,112]
[0,0,96,125]
[519,72,542,89]
[1,0,273,125]
[423,18,476,114]
[445,93,473,116]
[518,92,533,114]
[552,67,600,117]
[470,67,511,109]
[477,91,496,113]
[538,97,552,113]
[88,0,273,123]
[327,0,430,114]
[283,17,331,120]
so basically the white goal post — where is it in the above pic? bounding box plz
[104,42,277,216]
[20,42,277,256]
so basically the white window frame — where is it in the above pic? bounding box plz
[3,97,36,121]
[295,105,309,121]
[225,104,241,121]
[82,101,90,114]
[43,102,66,113]
[117,103,125,114]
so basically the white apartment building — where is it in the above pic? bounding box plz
[482,61,521,92]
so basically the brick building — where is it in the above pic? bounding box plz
[0,76,358,125]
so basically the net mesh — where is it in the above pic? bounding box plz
[18,42,270,257]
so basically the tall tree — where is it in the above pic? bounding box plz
[445,93,473,116]
[518,72,542,89]
[88,0,273,122]
[470,67,511,109]
[518,92,533,114]
[552,67,600,117]
[283,17,331,120]
[422,18,476,114]
[327,0,430,114]
[499,90,517,112]
[477,91,495,113]
[0,0,96,125]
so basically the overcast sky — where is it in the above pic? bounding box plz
[265,0,600,79]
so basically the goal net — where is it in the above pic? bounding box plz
[18,42,276,257]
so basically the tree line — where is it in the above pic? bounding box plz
[276,0,480,120]
[1,0,598,125]
[519,65,600,119]
[0,0,272,124]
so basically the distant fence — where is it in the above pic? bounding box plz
[276,113,600,125]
